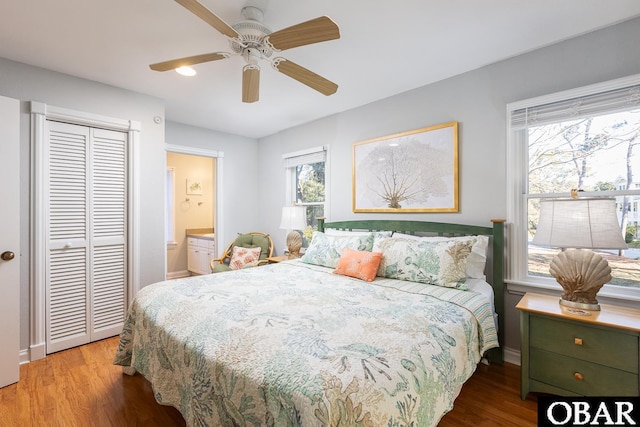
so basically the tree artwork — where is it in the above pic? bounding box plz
[359,140,449,208]
[353,122,458,212]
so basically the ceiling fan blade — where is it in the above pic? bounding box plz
[273,58,338,96]
[242,65,260,103]
[150,52,230,72]
[175,0,239,39]
[265,16,340,51]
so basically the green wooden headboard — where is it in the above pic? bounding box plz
[317,217,506,364]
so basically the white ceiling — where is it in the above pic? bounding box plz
[2,1,640,139]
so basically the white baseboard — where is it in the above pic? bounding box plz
[19,349,30,365]
[29,343,46,362]
[167,270,190,280]
[503,346,520,366]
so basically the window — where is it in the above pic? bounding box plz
[283,146,327,238]
[507,75,640,301]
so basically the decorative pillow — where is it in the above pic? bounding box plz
[301,231,374,268]
[389,233,488,279]
[229,246,262,270]
[333,248,383,282]
[373,237,475,289]
[231,234,271,261]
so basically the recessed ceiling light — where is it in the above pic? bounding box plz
[176,66,196,77]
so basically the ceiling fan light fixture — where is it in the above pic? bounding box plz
[155,0,341,102]
[176,66,197,76]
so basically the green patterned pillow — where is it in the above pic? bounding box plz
[373,237,474,289]
[389,234,488,279]
[301,231,374,268]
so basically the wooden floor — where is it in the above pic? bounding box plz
[0,337,538,426]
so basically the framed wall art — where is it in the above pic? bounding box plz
[352,121,458,213]
[186,179,203,195]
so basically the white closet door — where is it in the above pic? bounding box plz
[47,122,91,353]
[91,128,127,340]
[46,121,127,353]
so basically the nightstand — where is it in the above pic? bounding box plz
[517,292,640,399]
[266,255,289,263]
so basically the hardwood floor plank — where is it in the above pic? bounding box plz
[440,362,537,426]
[0,337,538,426]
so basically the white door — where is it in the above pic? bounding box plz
[0,95,20,388]
[45,121,128,354]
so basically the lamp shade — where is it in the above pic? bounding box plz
[532,197,627,249]
[279,206,307,230]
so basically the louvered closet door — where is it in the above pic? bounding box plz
[46,121,128,354]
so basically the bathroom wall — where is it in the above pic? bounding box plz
[166,152,215,277]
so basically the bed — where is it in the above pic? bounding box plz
[114,218,505,426]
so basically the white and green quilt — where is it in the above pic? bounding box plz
[114,260,498,426]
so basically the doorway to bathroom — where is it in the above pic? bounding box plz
[165,145,224,279]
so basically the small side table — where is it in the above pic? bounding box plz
[517,292,640,399]
[266,255,289,263]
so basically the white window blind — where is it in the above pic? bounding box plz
[511,83,640,130]
[506,73,640,304]
[282,146,326,168]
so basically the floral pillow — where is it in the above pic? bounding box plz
[373,237,475,289]
[229,246,262,270]
[333,248,383,282]
[301,231,374,268]
[390,233,489,279]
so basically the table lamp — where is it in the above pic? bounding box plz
[532,195,627,310]
[279,206,307,258]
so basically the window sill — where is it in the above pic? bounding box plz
[507,279,640,309]
[167,241,178,250]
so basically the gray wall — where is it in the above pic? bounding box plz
[255,17,640,352]
[0,57,169,351]
[0,58,260,355]
[164,120,259,243]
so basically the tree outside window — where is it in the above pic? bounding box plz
[295,161,325,240]
[527,110,640,288]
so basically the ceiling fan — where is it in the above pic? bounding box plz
[150,0,340,103]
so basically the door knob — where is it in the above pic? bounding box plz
[1,251,15,261]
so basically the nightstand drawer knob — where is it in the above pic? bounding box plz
[574,372,584,381]
[574,337,583,346]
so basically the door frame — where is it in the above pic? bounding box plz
[165,144,224,266]
[30,102,140,361]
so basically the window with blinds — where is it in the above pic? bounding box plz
[283,146,327,232]
[507,75,640,299]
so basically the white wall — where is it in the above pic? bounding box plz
[256,16,640,351]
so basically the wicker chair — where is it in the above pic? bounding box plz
[210,231,273,273]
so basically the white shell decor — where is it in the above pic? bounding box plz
[549,249,612,306]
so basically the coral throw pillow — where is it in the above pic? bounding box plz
[229,246,262,270]
[333,248,383,282]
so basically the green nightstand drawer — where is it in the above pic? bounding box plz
[530,315,638,373]
[530,348,639,396]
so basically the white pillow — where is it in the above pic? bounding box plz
[389,233,489,280]
[324,228,392,238]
